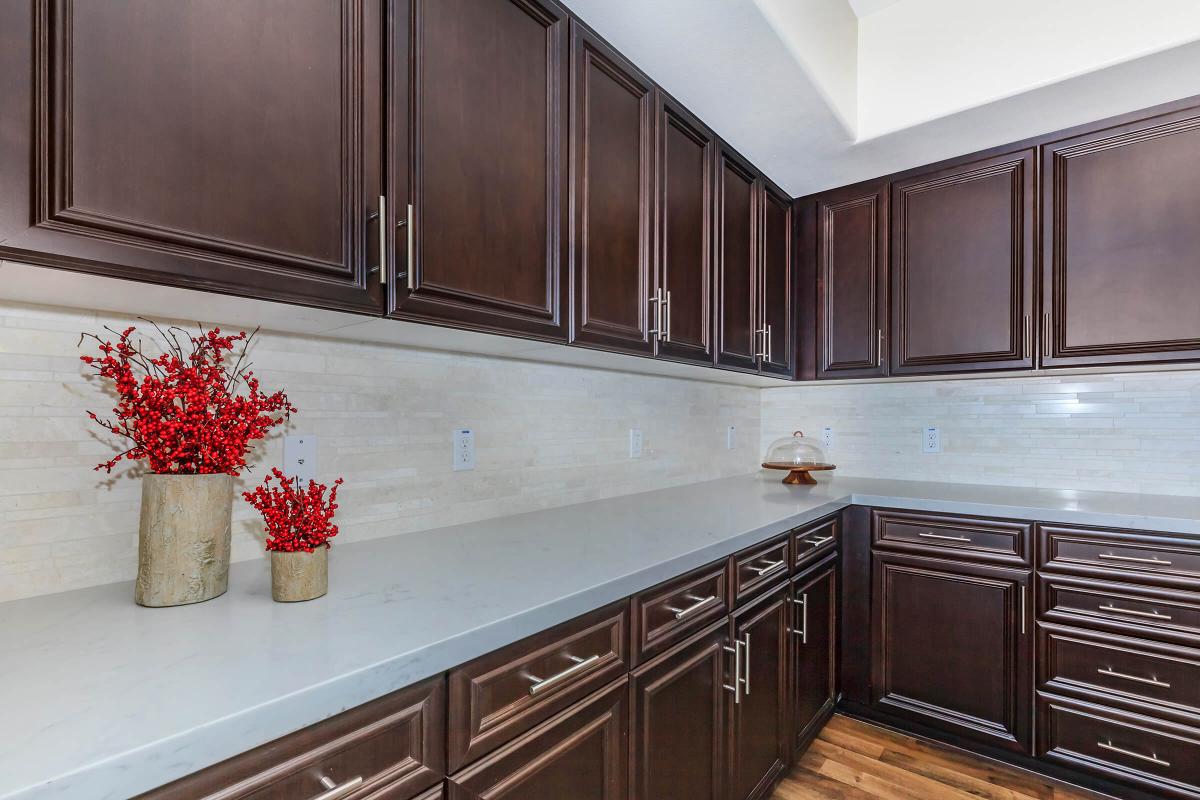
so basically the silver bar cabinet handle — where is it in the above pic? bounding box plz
[1097,667,1171,688]
[314,775,364,800]
[376,195,387,285]
[807,535,834,548]
[649,288,662,338]
[1097,740,1170,767]
[670,594,717,620]
[1021,585,1027,635]
[794,592,808,643]
[527,654,601,696]
[749,559,784,577]
[404,203,415,291]
[1023,313,1031,360]
[766,323,772,363]
[1099,604,1172,621]
[754,326,767,359]
[918,532,971,543]
[1043,311,1051,358]
[742,632,751,695]
[877,328,884,367]
[664,290,672,343]
[723,640,742,704]
[1097,553,1172,566]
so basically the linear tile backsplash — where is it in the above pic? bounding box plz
[762,372,1200,498]
[0,300,760,602]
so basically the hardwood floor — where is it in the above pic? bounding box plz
[772,715,1111,800]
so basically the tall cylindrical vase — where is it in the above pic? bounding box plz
[271,548,329,602]
[136,474,234,607]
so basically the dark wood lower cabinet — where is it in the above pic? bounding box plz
[629,623,728,800]
[729,582,790,800]
[446,678,628,800]
[790,556,838,756]
[871,551,1032,754]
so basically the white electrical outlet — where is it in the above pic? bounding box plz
[923,426,941,454]
[453,428,475,471]
[822,426,834,451]
[726,426,736,450]
[629,429,643,459]
[283,435,317,483]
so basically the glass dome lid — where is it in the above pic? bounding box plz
[763,430,827,467]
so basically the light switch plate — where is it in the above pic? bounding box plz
[923,426,941,453]
[629,429,643,459]
[453,428,475,471]
[283,435,317,483]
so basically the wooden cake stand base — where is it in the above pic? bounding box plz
[761,463,836,485]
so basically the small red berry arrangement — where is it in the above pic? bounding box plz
[79,322,295,474]
[243,468,344,552]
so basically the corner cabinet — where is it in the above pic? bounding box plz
[0,0,383,313]
[387,0,570,341]
[791,555,838,756]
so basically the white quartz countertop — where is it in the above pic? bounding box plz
[5,473,1200,800]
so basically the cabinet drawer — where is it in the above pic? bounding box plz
[1041,624,1200,724]
[630,559,730,664]
[791,516,839,571]
[1041,574,1200,647]
[731,534,790,605]
[447,601,628,771]
[1040,693,1200,799]
[139,677,445,800]
[1040,525,1200,588]
[872,509,1030,566]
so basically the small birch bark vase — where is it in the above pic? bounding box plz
[271,548,328,602]
[136,474,234,607]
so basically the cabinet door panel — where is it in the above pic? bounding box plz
[630,624,727,800]
[1043,109,1200,366]
[759,182,794,378]
[729,584,789,800]
[392,0,568,340]
[891,151,1035,374]
[656,94,715,364]
[792,557,837,756]
[0,0,381,313]
[569,24,654,354]
[815,181,888,378]
[872,552,1032,753]
[715,147,759,372]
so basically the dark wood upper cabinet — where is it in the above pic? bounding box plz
[813,180,889,379]
[0,0,383,314]
[1042,106,1200,367]
[872,551,1032,754]
[791,556,838,757]
[655,92,716,365]
[759,180,794,378]
[890,150,1036,375]
[729,582,789,800]
[388,0,569,341]
[715,145,761,372]
[568,23,655,355]
[630,623,728,800]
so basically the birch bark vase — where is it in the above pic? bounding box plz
[271,548,328,602]
[135,474,234,607]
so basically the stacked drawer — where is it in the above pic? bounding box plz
[1037,524,1200,799]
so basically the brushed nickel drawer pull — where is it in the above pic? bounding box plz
[807,535,834,548]
[1099,604,1173,621]
[314,775,364,800]
[664,290,672,343]
[1097,740,1170,767]
[918,532,972,543]
[723,641,741,704]
[754,326,768,359]
[1098,553,1172,566]
[796,592,809,644]
[649,288,663,338]
[669,594,718,620]
[877,328,884,367]
[1098,667,1171,688]
[403,203,415,291]
[742,632,751,695]
[1021,586,1027,635]
[749,559,785,577]
[527,654,601,696]
[375,195,388,286]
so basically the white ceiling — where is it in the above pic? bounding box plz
[561,0,1200,197]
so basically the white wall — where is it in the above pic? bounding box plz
[0,300,761,602]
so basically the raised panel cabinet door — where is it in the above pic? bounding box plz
[890,150,1035,375]
[1043,106,1200,367]
[0,0,383,313]
[389,0,569,341]
[791,557,838,757]
[758,181,794,378]
[630,623,728,800]
[729,583,789,800]
[814,180,889,379]
[446,679,628,800]
[568,23,655,355]
[871,552,1032,753]
[715,146,761,372]
[655,92,716,365]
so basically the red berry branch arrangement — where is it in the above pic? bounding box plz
[79,322,295,474]
[243,468,345,552]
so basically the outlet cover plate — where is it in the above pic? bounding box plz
[454,429,476,471]
[283,435,317,483]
